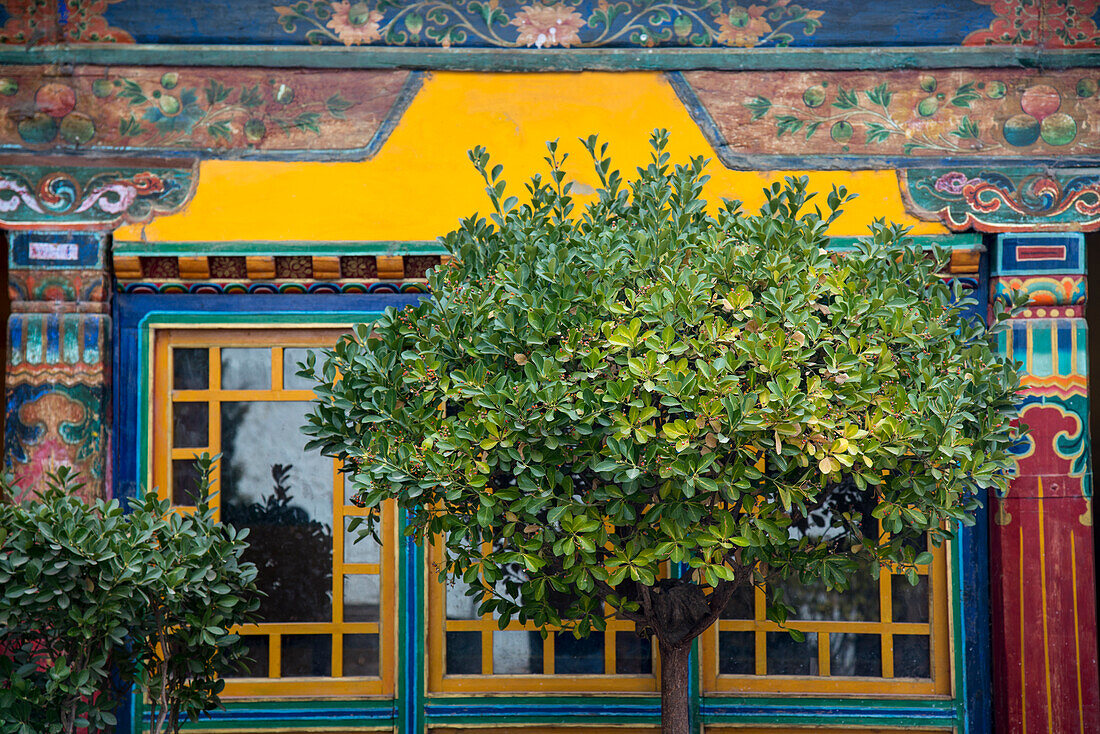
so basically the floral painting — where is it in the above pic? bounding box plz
[0,66,418,159]
[674,68,1100,167]
[275,0,825,48]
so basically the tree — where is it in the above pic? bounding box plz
[302,131,1021,733]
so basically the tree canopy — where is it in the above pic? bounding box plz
[303,132,1020,725]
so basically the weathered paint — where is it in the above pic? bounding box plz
[5,230,109,500]
[989,233,1099,734]
[674,68,1100,168]
[0,160,197,229]
[113,71,950,243]
[10,0,1024,48]
[900,168,1100,232]
[0,65,420,159]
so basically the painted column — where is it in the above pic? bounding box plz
[989,233,1099,733]
[4,231,109,500]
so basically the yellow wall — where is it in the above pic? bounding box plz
[116,72,949,243]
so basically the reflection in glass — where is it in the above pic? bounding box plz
[892,575,930,623]
[343,634,379,677]
[718,631,755,675]
[171,459,202,506]
[345,518,381,564]
[446,631,481,674]
[555,632,604,674]
[220,401,334,624]
[282,634,331,677]
[893,634,931,678]
[284,347,320,390]
[229,635,269,678]
[172,402,208,448]
[493,631,542,674]
[830,633,881,677]
[221,348,270,390]
[173,348,208,390]
[721,586,754,619]
[774,568,879,622]
[766,631,818,675]
[445,579,482,620]
[615,632,652,674]
[344,574,380,622]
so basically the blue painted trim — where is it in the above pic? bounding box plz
[959,239,994,734]
[7,230,106,270]
[992,232,1086,276]
[699,703,957,718]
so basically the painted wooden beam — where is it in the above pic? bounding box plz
[0,45,1097,72]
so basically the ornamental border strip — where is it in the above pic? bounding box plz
[0,45,1098,72]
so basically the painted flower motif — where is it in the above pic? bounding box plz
[327,1,385,46]
[716,4,772,47]
[510,4,586,48]
[933,171,980,195]
[142,88,204,135]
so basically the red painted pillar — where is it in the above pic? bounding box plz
[989,233,1099,733]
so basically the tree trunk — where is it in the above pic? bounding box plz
[659,640,691,734]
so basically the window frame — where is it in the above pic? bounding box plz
[699,543,953,696]
[147,323,398,698]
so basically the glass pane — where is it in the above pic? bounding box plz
[445,579,482,620]
[830,633,881,677]
[893,634,931,678]
[774,571,879,622]
[766,631,818,676]
[284,347,321,390]
[718,631,755,675]
[555,632,604,674]
[615,632,652,674]
[172,402,208,448]
[281,634,331,677]
[219,401,334,624]
[345,517,381,564]
[892,574,930,623]
[493,631,542,674]
[343,574,380,622]
[173,348,208,390]
[446,631,482,675]
[721,585,754,619]
[228,634,268,678]
[343,634,379,677]
[171,459,202,505]
[221,347,271,390]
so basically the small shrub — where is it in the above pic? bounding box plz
[0,455,260,734]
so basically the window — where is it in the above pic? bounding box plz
[150,327,396,697]
[701,538,951,695]
[427,539,658,693]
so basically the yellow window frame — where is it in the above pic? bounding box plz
[426,538,659,694]
[700,542,952,697]
[150,326,397,698]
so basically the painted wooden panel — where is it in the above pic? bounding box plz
[674,68,1100,169]
[0,65,419,159]
[0,160,196,230]
[69,1,1009,48]
[0,1,1092,49]
[988,233,1100,734]
[4,230,108,500]
[900,168,1100,232]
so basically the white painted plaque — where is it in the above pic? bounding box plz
[29,241,79,261]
